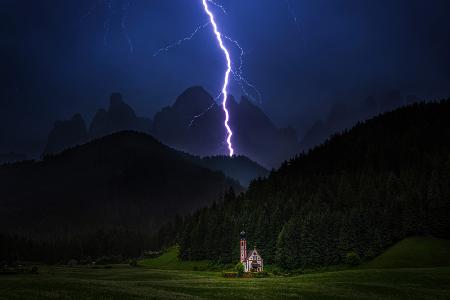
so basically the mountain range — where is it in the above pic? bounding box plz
[300,91,422,150]
[43,87,299,168]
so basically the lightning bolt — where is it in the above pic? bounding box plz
[201,0,234,157]
[153,25,262,105]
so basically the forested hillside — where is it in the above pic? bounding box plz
[196,155,268,187]
[156,100,450,269]
[0,131,241,263]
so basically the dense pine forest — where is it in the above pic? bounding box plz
[155,100,450,270]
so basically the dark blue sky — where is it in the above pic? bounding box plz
[2,0,450,154]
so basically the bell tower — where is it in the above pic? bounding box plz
[240,230,247,263]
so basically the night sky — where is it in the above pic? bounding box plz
[2,0,450,155]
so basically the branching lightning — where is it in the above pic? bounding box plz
[201,0,234,157]
[153,23,209,57]
[121,0,134,53]
[81,0,103,21]
[153,1,266,153]
[81,0,134,53]
[104,0,113,47]
[153,24,261,104]
[207,0,228,15]
[78,1,308,157]
[224,35,262,104]
[285,0,305,45]
[188,102,216,128]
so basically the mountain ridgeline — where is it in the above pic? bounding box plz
[152,87,299,168]
[43,87,299,168]
[154,100,450,269]
[43,93,151,156]
[300,91,422,151]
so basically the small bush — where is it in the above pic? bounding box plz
[222,271,238,278]
[143,250,163,259]
[30,266,38,274]
[79,257,93,265]
[345,251,361,266]
[129,259,138,267]
[234,262,245,277]
[67,259,78,267]
[96,255,123,265]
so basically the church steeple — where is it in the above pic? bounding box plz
[239,230,247,263]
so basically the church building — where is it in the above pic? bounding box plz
[239,231,264,272]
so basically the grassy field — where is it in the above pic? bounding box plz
[364,237,450,269]
[139,247,211,271]
[1,237,449,300]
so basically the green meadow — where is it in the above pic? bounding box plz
[1,237,450,300]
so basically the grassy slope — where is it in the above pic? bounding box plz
[1,237,450,299]
[364,236,450,269]
[1,266,449,300]
[139,247,211,271]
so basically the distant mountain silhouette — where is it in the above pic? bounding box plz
[300,91,422,150]
[153,86,299,168]
[229,96,299,168]
[44,87,299,168]
[152,86,224,155]
[43,113,88,156]
[90,93,152,138]
[0,131,241,236]
[43,93,152,156]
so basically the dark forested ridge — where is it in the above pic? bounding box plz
[195,156,268,187]
[156,100,450,269]
[0,131,242,262]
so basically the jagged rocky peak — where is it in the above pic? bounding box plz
[43,113,88,156]
[71,113,85,125]
[152,86,300,168]
[236,96,273,127]
[90,93,150,138]
[44,93,152,157]
[173,86,216,115]
[43,87,300,168]
[107,92,137,120]
[110,92,124,107]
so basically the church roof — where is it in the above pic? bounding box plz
[247,249,262,260]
